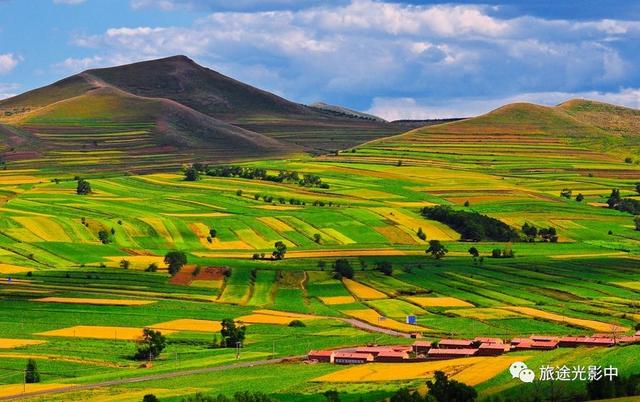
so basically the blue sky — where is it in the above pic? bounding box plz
[1,0,640,119]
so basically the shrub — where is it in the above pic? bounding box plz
[288,320,306,327]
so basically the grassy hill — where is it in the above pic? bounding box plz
[0,56,403,173]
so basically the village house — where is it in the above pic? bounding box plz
[438,339,475,349]
[412,340,432,354]
[333,352,374,365]
[477,343,508,356]
[307,350,335,363]
[428,348,478,359]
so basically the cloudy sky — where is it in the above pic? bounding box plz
[1,0,640,119]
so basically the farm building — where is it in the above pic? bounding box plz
[308,350,335,363]
[355,346,411,356]
[477,343,508,356]
[412,341,432,354]
[376,350,409,363]
[530,335,559,342]
[428,348,478,359]
[617,336,640,345]
[474,337,503,344]
[559,337,615,348]
[438,339,474,349]
[333,352,374,365]
[513,340,558,351]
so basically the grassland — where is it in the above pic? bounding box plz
[0,102,638,400]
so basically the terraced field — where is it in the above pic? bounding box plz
[0,100,638,401]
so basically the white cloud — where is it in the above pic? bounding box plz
[59,1,640,119]
[53,0,87,4]
[0,53,20,75]
[0,83,20,100]
[368,89,640,120]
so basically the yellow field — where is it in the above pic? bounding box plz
[235,314,308,325]
[151,319,221,333]
[446,308,523,320]
[0,263,32,274]
[321,228,355,244]
[341,309,425,332]
[161,212,229,217]
[343,279,387,300]
[407,296,474,308]
[0,338,46,349]
[370,207,458,240]
[319,296,356,305]
[13,216,71,242]
[36,326,176,341]
[31,297,155,306]
[504,307,629,332]
[73,387,202,402]
[451,356,532,386]
[0,383,75,398]
[189,280,223,289]
[257,217,294,232]
[613,281,640,291]
[0,175,42,184]
[139,217,173,242]
[314,356,524,382]
[374,226,417,244]
[104,256,165,269]
[551,252,630,259]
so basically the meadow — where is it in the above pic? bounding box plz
[0,107,638,401]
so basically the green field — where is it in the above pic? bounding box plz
[0,101,638,401]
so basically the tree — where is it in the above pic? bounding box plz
[468,247,479,258]
[288,319,306,327]
[145,263,158,272]
[576,193,584,202]
[376,261,393,276]
[209,228,217,238]
[236,189,243,196]
[184,167,200,181]
[635,216,640,231]
[560,188,572,199]
[522,222,538,240]
[98,230,110,244]
[608,188,622,208]
[135,329,166,361]
[426,371,477,402]
[416,227,427,240]
[76,179,92,195]
[313,233,322,244]
[426,240,447,259]
[220,318,246,347]
[272,241,287,260]
[164,251,187,276]
[323,390,340,402]
[25,359,40,383]
[143,394,159,402]
[120,259,130,269]
[491,248,502,258]
[333,259,354,279]
[636,182,640,195]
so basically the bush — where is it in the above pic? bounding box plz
[288,320,306,327]
[333,259,354,279]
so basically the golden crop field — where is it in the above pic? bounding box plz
[36,326,176,341]
[504,306,629,332]
[407,296,474,308]
[342,278,387,300]
[0,338,46,349]
[150,319,221,333]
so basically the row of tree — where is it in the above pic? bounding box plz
[190,164,330,189]
[421,206,519,242]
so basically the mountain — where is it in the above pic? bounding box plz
[0,55,403,172]
[363,100,640,171]
[308,102,387,122]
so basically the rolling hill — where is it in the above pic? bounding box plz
[0,55,403,172]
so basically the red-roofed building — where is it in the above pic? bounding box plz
[376,350,409,363]
[474,337,503,344]
[438,339,475,349]
[617,336,640,345]
[531,335,559,341]
[308,350,335,363]
[559,337,615,348]
[428,348,478,359]
[412,341,432,354]
[477,343,507,356]
[635,331,640,337]
[333,352,374,365]
[510,338,530,345]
